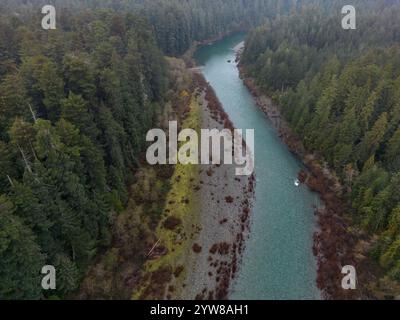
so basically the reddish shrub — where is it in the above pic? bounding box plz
[174,265,184,278]
[192,243,202,253]
[163,216,182,230]
[225,196,234,203]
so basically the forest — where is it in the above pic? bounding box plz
[1,0,400,300]
[0,6,169,298]
[0,0,328,55]
[241,0,400,285]
[0,0,293,300]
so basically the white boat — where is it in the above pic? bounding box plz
[294,179,300,187]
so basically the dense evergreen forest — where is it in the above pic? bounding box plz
[1,0,330,55]
[0,0,313,300]
[0,0,291,300]
[241,0,400,284]
[1,0,400,300]
[0,7,168,298]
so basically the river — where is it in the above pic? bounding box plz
[195,34,321,300]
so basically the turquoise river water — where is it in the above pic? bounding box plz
[195,34,321,300]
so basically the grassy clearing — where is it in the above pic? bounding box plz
[132,92,202,300]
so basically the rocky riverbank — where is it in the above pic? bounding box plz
[178,72,255,300]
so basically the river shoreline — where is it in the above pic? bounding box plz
[133,69,255,300]
[178,72,255,300]
[175,37,256,299]
[180,33,373,300]
[183,31,247,69]
[194,36,321,299]
[237,62,380,299]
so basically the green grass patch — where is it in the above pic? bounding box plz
[132,93,202,299]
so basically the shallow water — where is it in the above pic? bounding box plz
[195,34,320,300]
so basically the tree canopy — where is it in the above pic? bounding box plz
[0,8,167,299]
